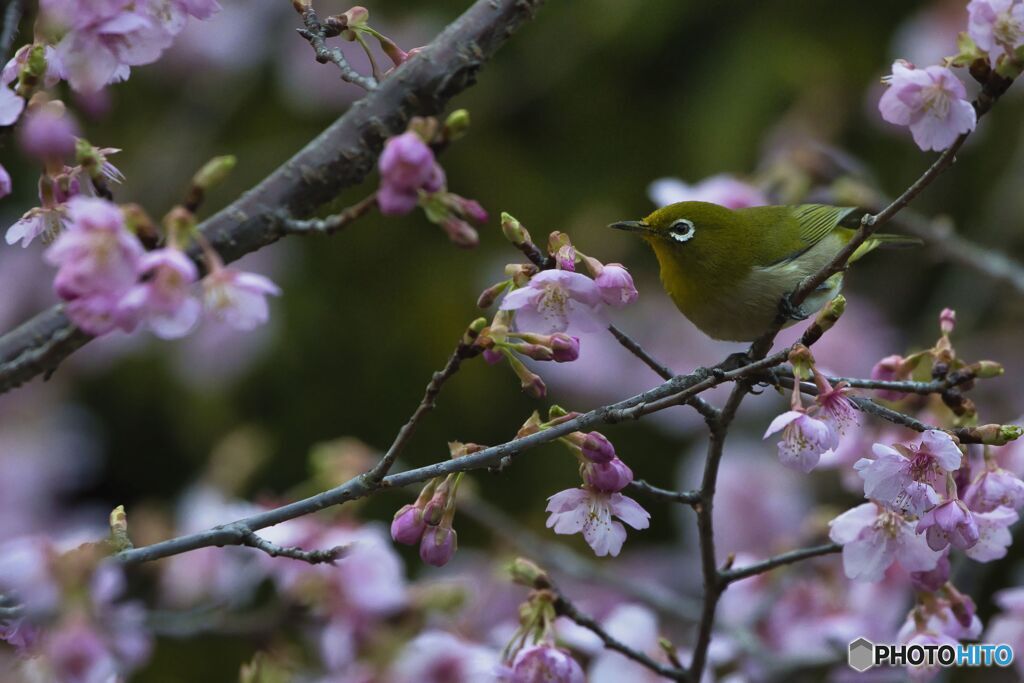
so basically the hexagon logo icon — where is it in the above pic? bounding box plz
[848,637,875,672]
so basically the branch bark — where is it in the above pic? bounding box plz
[0,0,545,394]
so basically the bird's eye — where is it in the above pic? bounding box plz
[668,218,695,243]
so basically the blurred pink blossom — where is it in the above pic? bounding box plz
[829,503,942,581]
[878,61,976,152]
[647,174,768,209]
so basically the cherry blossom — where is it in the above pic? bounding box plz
[499,270,607,335]
[763,409,835,473]
[916,498,979,551]
[647,174,768,209]
[968,0,1024,61]
[202,267,281,331]
[120,249,201,339]
[545,487,649,557]
[878,60,977,152]
[505,644,585,683]
[854,430,962,515]
[828,503,942,581]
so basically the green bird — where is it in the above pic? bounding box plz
[610,201,920,342]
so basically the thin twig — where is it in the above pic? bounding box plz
[239,529,347,564]
[298,7,378,90]
[365,339,477,483]
[551,583,691,681]
[283,193,378,235]
[607,323,721,423]
[628,479,700,506]
[720,543,841,584]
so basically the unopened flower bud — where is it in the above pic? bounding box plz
[108,505,131,551]
[508,557,549,588]
[556,244,576,271]
[420,525,457,567]
[813,294,846,334]
[482,348,504,365]
[477,281,510,308]
[455,196,488,226]
[442,217,479,248]
[391,504,426,545]
[550,334,579,362]
[192,155,237,192]
[585,457,633,492]
[940,307,956,335]
[581,432,616,463]
[514,343,555,362]
[501,212,531,246]
[507,354,546,398]
[972,424,1023,446]
[443,109,471,141]
[974,360,1004,378]
[547,231,571,259]
[909,553,949,592]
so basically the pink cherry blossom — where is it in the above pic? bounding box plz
[120,249,200,339]
[814,377,859,436]
[964,506,1018,561]
[964,465,1024,512]
[647,174,768,209]
[0,83,23,126]
[377,132,445,215]
[763,409,835,473]
[45,618,121,683]
[916,498,979,551]
[878,61,977,152]
[593,263,638,307]
[968,0,1024,60]
[45,197,143,297]
[545,487,649,557]
[202,267,280,331]
[507,644,585,683]
[854,430,962,514]
[828,503,942,581]
[499,270,607,335]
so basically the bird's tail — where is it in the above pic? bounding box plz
[848,232,923,263]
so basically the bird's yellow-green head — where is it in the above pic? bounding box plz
[609,201,755,294]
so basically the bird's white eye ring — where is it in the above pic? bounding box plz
[668,218,695,243]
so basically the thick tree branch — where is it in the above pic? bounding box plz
[0,0,546,394]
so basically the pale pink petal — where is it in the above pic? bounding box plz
[828,503,877,544]
[843,529,894,581]
[763,410,803,438]
[608,494,650,530]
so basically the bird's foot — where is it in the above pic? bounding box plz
[716,352,752,375]
[779,292,809,322]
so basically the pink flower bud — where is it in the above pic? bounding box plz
[550,334,579,362]
[390,504,426,545]
[581,431,615,464]
[419,525,457,567]
[482,348,504,365]
[379,132,437,190]
[917,499,979,552]
[441,217,479,249]
[18,103,80,160]
[376,184,419,216]
[556,244,576,271]
[585,457,633,492]
[940,307,956,334]
[594,263,638,307]
[870,354,909,401]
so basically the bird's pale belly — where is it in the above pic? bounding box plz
[673,268,843,342]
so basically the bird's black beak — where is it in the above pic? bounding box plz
[608,220,650,234]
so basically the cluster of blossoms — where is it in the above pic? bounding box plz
[523,408,650,557]
[376,114,488,247]
[0,535,152,682]
[42,195,279,338]
[878,0,1024,151]
[390,451,468,567]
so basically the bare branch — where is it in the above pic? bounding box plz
[297,7,378,91]
[720,543,841,584]
[0,0,547,394]
[239,529,347,564]
[628,479,700,506]
[282,193,378,235]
